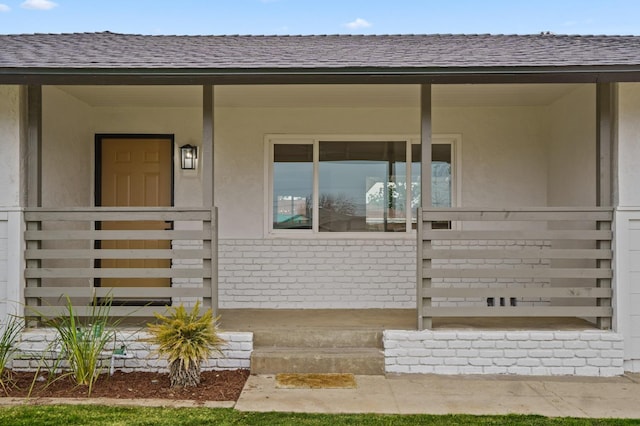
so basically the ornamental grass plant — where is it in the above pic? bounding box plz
[41,295,122,396]
[0,314,24,394]
[147,301,225,388]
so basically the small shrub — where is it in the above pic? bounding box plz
[0,314,24,394]
[147,301,225,388]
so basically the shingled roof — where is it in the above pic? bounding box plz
[1,32,640,84]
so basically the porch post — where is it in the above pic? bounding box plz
[25,85,42,315]
[419,84,432,330]
[202,85,218,314]
[596,83,614,330]
[26,85,42,208]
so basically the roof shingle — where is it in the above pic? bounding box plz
[1,32,640,70]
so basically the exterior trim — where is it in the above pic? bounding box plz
[94,133,176,208]
[2,66,640,85]
[264,133,461,239]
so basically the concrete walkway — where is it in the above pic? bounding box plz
[235,373,640,418]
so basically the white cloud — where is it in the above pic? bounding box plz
[0,4,10,12]
[344,18,372,30]
[21,0,58,10]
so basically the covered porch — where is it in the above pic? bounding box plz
[14,81,614,333]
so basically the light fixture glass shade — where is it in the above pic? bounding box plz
[180,144,198,170]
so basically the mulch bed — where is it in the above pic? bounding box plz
[2,369,250,402]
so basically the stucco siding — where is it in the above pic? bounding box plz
[42,86,93,208]
[0,85,22,207]
[618,83,640,207]
[434,106,548,208]
[82,100,552,238]
[42,86,558,237]
[91,104,203,207]
[546,85,596,207]
[216,104,549,238]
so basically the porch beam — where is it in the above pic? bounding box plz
[418,84,432,330]
[596,83,614,330]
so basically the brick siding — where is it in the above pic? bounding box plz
[384,329,624,376]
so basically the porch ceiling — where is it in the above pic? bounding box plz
[56,83,582,108]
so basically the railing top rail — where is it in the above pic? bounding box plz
[24,206,213,213]
[422,207,613,222]
[24,207,215,222]
[421,206,614,212]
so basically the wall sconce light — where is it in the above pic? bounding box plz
[180,144,198,170]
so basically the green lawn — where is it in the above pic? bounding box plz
[0,406,639,426]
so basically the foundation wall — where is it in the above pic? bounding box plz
[11,329,252,373]
[384,329,624,376]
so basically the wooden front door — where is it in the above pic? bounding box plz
[97,135,173,289]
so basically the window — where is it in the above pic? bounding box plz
[273,144,313,230]
[268,136,457,234]
[320,141,406,232]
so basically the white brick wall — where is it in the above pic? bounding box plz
[0,215,8,322]
[0,216,7,286]
[12,328,627,377]
[431,239,551,308]
[219,239,416,308]
[218,238,550,309]
[384,329,624,377]
[11,329,252,373]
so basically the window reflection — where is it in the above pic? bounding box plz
[319,141,407,232]
[412,144,452,229]
[273,144,313,229]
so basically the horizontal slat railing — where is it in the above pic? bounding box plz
[24,286,211,299]
[24,229,211,241]
[25,249,209,260]
[418,207,613,329]
[422,248,612,260]
[24,207,216,318]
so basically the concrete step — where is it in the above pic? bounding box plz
[252,328,382,349]
[251,347,384,375]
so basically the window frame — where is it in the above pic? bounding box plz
[265,134,461,238]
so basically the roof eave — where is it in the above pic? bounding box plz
[1,65,640,85]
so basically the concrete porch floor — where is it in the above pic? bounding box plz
[217,309,598,332]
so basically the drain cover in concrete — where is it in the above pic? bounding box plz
[275,373,357,389]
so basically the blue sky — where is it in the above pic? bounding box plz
[1,0,640,36]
